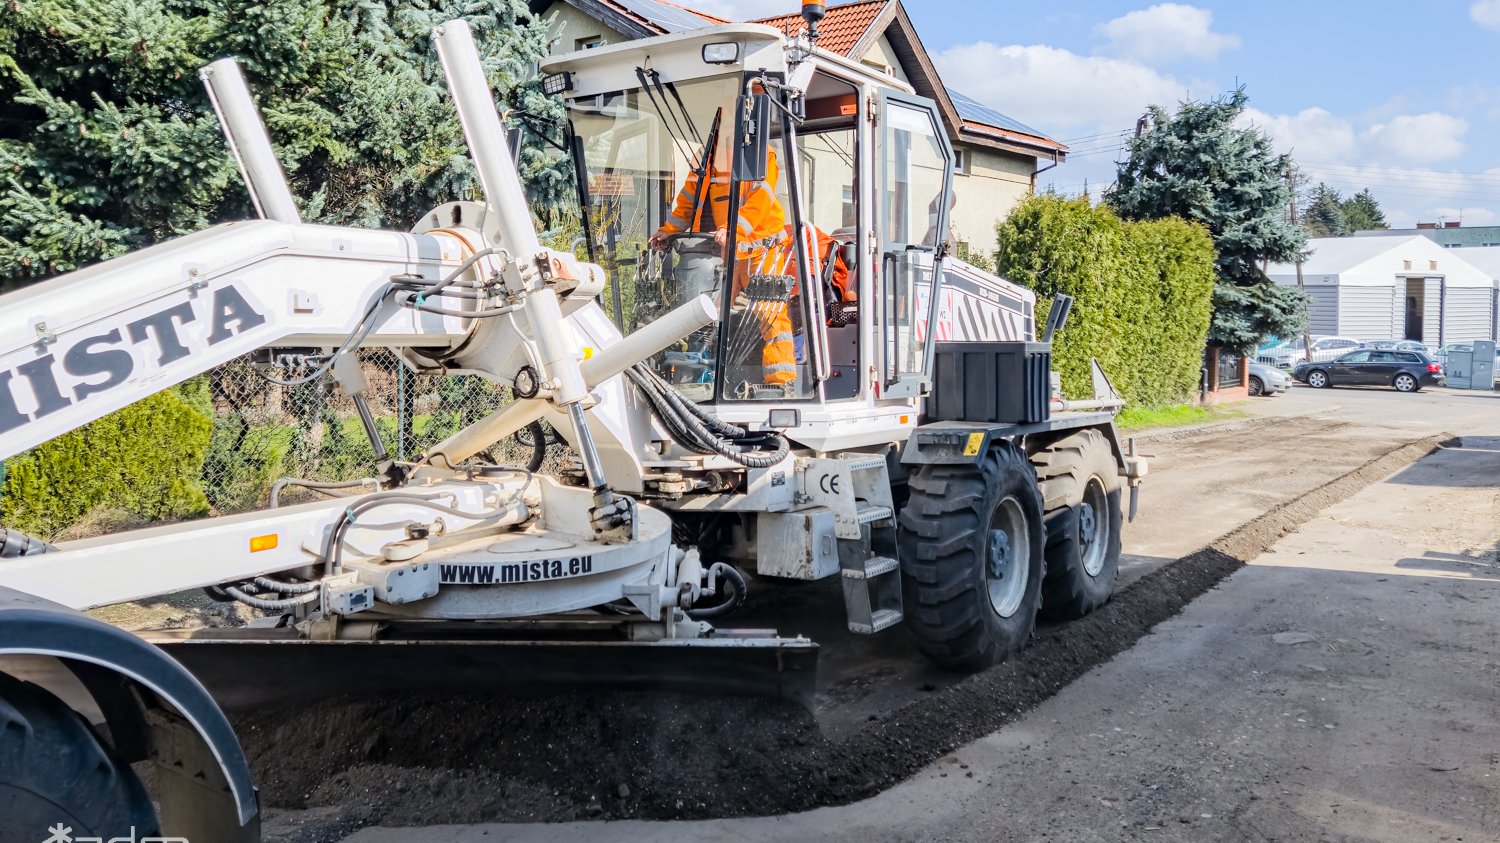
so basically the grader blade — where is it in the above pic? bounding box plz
[144,625,819,712]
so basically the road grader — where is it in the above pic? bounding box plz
[0,7,1144,839]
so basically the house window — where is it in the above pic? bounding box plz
[953,148,970,176]
[576,36,604,50]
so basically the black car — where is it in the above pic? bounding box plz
[1294,349,1445,392]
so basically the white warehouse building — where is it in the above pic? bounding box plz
[1268,236,1498,346]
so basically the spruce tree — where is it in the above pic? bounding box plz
[0,0,566,290]
[1341,188,1388,232]
[1303,182,1349,237]
[1106,89,1308,351]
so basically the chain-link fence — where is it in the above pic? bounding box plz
[199,350,536,515]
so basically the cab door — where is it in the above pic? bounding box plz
[875,92,954,399]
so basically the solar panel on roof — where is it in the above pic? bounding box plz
[947,89,1047,139]
[613,0,715,33]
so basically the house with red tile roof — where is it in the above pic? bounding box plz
[526,0,1068,253]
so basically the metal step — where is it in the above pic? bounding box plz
[849,608,904,635]
[841,455,888,473]
[841,555,899,580]
[856,503,894,525]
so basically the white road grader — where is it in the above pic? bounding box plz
[0,8,1144,840]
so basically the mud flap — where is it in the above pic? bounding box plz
[147,627,819,712]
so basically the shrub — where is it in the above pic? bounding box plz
[997,194,1215,405]
[1,388,213,538]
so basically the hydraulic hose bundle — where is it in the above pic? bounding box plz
[624,363,789,468]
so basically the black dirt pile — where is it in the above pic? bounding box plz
[247,433,1449,842]
[242,544,1241,838]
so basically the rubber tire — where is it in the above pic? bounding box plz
[1306,369,1331,388]
[1031,429,1124,621]
[1248,376,1264,396]
[897,441,1045,671]
[0,672,158,838]
[1393,373,1420,392]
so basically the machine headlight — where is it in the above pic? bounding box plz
[702,42,740,64]
[542,72,573,95]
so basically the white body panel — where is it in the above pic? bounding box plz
[0,221,473,459]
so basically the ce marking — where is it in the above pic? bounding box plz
[818,473,842,494]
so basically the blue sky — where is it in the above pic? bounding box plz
[705,0,1500,227]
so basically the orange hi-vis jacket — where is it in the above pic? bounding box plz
[660,150,785,249]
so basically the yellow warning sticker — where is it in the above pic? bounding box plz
[963,432,984,456]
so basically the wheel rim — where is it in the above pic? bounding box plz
[1078,477,1110,577]
[986,496,1031,619]
[1309,372,1326,387]
[1249,378,1262,395]
[1396,375,1415,391]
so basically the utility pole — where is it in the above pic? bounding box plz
[1286,161,1312,361]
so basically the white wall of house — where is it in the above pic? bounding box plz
[949,146,1031,257]
[538,1,628,55]
[858,36,910,84]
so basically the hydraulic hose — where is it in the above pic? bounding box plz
[0,528,55,558]
[223,584,320,611]
[624,364,789,468]
[687,563,748,619]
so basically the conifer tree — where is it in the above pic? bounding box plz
[0,0,566,289]
[1107,89,1308,351]
[1303,182,1350,238]
[1341,188,1388,232]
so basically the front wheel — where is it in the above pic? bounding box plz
[1307,369,1330,388]
[0,672,158,838]
[1393,373,1420,392]
[1248,376,1264,396]
[898,442,1045,671]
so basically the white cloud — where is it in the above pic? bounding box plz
[934,42,1188,131]
[1361,112,1469,163]
[1471,0,1500,32]
[1240,107,1358,161]
[1097,4,1240,64]
[1291,163,1500,228]
[1433,206,1497,226]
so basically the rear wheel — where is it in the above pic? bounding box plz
[1032,429,1123,620]
[1307,369,1330,388]
[898,442,1045,670]
[0,672,158,838]
[1393,373,1419,392]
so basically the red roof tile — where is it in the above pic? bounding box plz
[753,0,888,56]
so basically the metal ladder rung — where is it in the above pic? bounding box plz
[849,608,904,635]
[842,555,899,580]
[856,503,893,524]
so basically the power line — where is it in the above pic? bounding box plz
[1299,160,1500,179]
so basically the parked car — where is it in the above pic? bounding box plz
[1258,335,1363,369]
[1293,349,1445,392]
[1362,338,1431,355]
[1255,338,1301,369]
[1248,361,1291,397]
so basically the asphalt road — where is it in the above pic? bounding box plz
[346,405,1500,843]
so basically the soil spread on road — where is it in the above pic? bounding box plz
[242,431,1447,842]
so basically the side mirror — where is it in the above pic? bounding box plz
[733,92,770,182]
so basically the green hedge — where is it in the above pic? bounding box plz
[996,195,1215,405]
[1,386,213,538]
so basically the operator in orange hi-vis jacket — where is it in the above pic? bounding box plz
[649,135,796,388]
